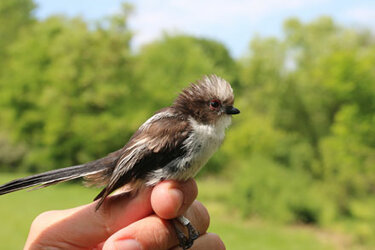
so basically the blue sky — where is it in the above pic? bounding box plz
[34,0,375,57]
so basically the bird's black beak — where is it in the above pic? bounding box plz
[225,106,240,115]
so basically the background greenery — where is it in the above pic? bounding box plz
[1,1,375,249]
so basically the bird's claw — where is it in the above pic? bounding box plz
[172,216,200,249]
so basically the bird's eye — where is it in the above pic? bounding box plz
[209,99,221,109]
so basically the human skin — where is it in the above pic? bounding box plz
[24,179,225,250]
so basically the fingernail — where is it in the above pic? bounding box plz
[169,188,184,214]
[115,239,142,250]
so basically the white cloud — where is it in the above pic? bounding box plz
[128,0,330,53]
[35,1,374,57]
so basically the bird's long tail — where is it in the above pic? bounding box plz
[0,155,118,195]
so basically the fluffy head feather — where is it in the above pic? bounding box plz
[173,75,235,124]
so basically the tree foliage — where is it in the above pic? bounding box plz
[229,17,375,238]
[0,5,134,171]
[1,1,375,243]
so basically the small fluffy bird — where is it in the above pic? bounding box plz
[0,75,239,249]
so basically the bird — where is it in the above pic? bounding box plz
[0,74,239,249]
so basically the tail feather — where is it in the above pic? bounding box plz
[0,163,107,195]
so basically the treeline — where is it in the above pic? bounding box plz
[1,0,375,241]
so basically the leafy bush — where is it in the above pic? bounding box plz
[230,155,338,225]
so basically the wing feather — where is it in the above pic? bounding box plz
[94,110,191,209]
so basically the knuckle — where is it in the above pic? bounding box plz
[30,210,58,231]
[142,217,171,250]
[179,179,198,202]
[185,178,198,198]
[192,201,210,232]
[208,233,226,250]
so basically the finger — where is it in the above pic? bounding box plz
[25,179,197,249]
[25,188,153,249]
[102,200,210,250]
[151,178,198,219]
[170,233,226,250]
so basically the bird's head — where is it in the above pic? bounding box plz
[173,75,240,125]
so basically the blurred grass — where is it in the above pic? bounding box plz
[197,177,335,250]
[1,173,334,250]
[0,173,100,249]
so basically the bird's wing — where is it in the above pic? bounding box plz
[94,110,191,209]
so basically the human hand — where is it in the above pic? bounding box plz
[24,179,225,250]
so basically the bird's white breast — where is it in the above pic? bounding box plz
[179,115,232,178]
[145,115,231,185]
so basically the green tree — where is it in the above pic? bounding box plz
[0,0,35,66]
[133,34,238,109]
[233,17,375,228]
[0,6,134,172]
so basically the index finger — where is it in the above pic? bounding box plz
[25,187,153,249]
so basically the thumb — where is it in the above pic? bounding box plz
[25,188,154,249]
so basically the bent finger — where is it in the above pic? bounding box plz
[103,200,210,250]
[151,178,198,219]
